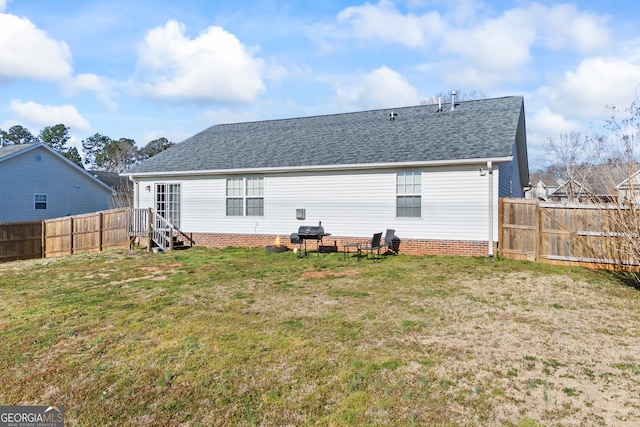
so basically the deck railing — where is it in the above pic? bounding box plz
[129,208,194,251]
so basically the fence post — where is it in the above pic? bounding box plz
[535,200,542,262]
[497,198,503,257]
[41,220,45,259]
[69,217,74,255]
[147,208,153,252]
[99,212,104,252]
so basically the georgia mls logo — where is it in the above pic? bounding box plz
[0,405,64,427]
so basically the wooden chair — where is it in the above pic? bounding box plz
[358,232,383,260]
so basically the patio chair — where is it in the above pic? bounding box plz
[358,232,383,260]
[382,229,396,255]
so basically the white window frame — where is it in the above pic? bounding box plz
[34,193,47,210]
[396,171,422,218]
[226,177,264,217]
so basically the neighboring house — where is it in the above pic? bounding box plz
[525,180,558,201]
[547,178,593,203]
[122,96,529,256]
[0,143,114,222]
[546,163,636,203]
[91,170,134,208]
[616,167,640,203]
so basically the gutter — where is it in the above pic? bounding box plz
[121,156,514,179]
[487,160,494,257]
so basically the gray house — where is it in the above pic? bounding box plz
[0,143,114,222]
[123,96,529,256]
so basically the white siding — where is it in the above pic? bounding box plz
[134,162,501,242]
[0,146,112,222]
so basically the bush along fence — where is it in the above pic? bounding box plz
[499,198,640,270]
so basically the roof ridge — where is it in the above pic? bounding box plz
[211,95,524,128]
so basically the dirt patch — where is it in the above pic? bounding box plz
[412,273,640,426]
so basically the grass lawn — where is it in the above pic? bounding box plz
[0,247,639,426]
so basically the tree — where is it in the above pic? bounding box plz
[542,131,593,202]
[40,124,70,153]
[65,147,84,168]
[82,133,112,169]
[5,125,38,144]
[141,137,174,160]
[96,138,140,173]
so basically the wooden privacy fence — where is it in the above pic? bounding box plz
[0,220,43,262]
[499,198,640,269]
[43,209,131,258]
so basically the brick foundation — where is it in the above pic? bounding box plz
[187,232,495,257]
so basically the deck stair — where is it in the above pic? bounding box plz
[128,208,194,252]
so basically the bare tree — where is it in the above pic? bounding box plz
[542,131,593,201]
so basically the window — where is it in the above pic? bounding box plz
[226,177,264,216]
[226,178,244,216]
[34,194,47,210]
[155,183,181,228]
[396,172,421,217]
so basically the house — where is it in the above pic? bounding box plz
[525,180,557,201]
[122,96,529,256]
[0,143,114,222]
[616,166,640,203]
[545,163,636,203]
[547,178,593,203]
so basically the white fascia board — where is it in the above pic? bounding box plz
[122,156,513,179]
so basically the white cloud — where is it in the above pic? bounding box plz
[331,2,611,88]
[443,8,536,73]
[63,73,118,111]
[0,13,72,82]
[528,107,582,140]
[334,66,419,110]
[10,99,91,131]
[336,0,445,48]
[134,20,266,103]
[544,57,640,118]
[442,4,609,84]
[539,3,611,53]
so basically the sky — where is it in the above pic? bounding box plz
[2,0,640,170]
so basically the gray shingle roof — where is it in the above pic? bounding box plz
[0,143,36,160]
[126,96,525,175]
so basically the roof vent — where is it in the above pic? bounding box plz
[437,97,443,113]
[389,111,397,121]
[450,90,457,111]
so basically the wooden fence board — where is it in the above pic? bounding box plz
[500,198,640,270]
[42,209,132,258]
[0,221,42,262]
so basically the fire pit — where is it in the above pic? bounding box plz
[266,236,289,253]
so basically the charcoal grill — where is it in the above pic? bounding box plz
[290,222,331,257]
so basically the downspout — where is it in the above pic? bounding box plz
[487,161,494,257]
[129,175,139,210]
